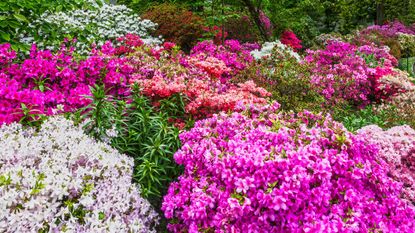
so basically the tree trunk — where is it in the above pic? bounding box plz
[240,0,270,41]
[376,0,385,25]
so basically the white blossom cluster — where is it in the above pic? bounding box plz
[22,2,162,54]
[0,117,158,232]
[250,40,301,61]
[398,33,415,55]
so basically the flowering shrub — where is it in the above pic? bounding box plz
[358,125,415,205]
[305,40,399,106]
[355,21,415,59]
[130,53,270,119]
[22,3,161,54]
[236,45,323,112]
[0,40,136,125]
[162,103,415,232]
[190,40,255,80]
[280,30,302,51]
[375,72,415,128]
[0,117,158,232]
[363,20,415,38]
[141,3,205,52]
[250,40,300,61]
[259,10,274,37]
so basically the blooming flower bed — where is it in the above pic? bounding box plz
[0,117,158,232]
[162,103,415,232]
[305,40,400,106]
[358,125,415,205]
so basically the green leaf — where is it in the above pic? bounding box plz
[0,31,10,41]
[13,13,28,22]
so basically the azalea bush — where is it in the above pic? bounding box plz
[354,21,415,59]
[305,40,400,107]
[250,40,300,61]
[162,102,415,232]
[22,2,161,55]
[0,0,95,51]
[358,125,415,205]
[236,45,323,113]
[280,30,302,52]
[190,40,256,80]
[0,41,135,125]
[224,15,261,43]
[0,117,158,232]
[129,39,269,121]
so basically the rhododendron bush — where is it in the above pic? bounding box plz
[0,42,134,124]
[190,40,256,80]
[162,103,415,232]
[0,117,157,232]
[280,30,302,52]
[128,40,270,120]
[358,125,415,205]
[0,35,270,125]
[305,40,402,106]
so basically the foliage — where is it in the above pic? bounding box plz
[81,85,182,205]
[223,15,261,43]
[399,57,415,77]
[337,105,393,132]
[0,116,158,232]
[162,102,415,232]
[141,3,205,52]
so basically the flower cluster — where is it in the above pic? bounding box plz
[358,125,415,205]
[251,40,301,61]
[305,40,399,106]
[363,20,415,38]
[0,42,134,124]
[355,21,415,59]
[375,73,415,127]
[188,55,231,79]
[280,30,302,51]
[190,40,254,80]
[162,103,415,232]
[0,117,157,232]
[22,3,161,54]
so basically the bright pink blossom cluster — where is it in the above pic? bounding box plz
[0,41,136,124]
[280,30,302,51]
[162,103,415,232]
[305,41,399,106]
[363,20,415,38]
[358,125,415,205]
